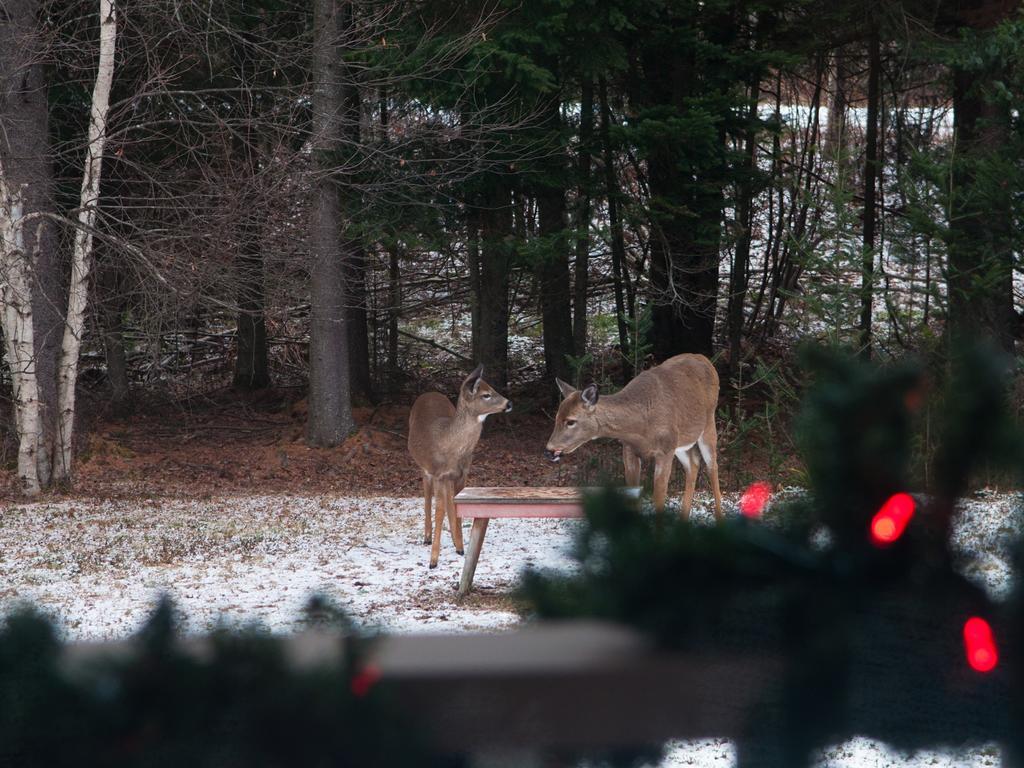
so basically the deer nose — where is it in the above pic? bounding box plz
[504,401,513,413]
[543,448,562,463]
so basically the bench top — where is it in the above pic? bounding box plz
[454,486,641,504]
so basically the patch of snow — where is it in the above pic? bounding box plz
[0,495,580,639]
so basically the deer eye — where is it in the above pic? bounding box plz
[482,393,492,399]
[566,419,577,427]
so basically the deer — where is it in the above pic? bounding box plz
[544,353,723,520]
[408,365,512,568]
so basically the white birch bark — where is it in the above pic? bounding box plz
[54,0,117,483]
[0,181,42,495]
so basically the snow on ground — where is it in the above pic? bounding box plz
[1,489,1020,767]
[0,494,580,638]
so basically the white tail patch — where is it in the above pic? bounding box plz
[674,442,696,472]
[697,435,713,465]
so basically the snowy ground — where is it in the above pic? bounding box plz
[1,489,1019,767]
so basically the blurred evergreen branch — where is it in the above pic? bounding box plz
[524,344,1024,766]
[0,596,456,768]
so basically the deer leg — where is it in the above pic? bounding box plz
[449,469,467,554]
[429,478,450,569]
[448,479,465,556]
[652,453,673,515]
[675,447,698,521]
[622,444,642,488]
[698,423,723,521]
[422,475,434,545]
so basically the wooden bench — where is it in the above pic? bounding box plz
[454,486,641,597]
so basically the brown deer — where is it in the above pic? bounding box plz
[544,353,723,520]
[409,365,512,568]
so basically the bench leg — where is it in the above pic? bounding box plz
[457,517,490,598]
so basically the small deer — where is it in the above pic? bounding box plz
[409,365,512,568]
[544,353,723,519]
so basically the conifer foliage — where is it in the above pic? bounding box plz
[0,598,456,768]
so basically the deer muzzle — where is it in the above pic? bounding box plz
[544,448,562,463]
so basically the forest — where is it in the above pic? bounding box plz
[1,0,1023,498]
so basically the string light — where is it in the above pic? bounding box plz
[739,482,772,518]
[870,493,915,546]
[350,664,382,697]
[963,617,998,673]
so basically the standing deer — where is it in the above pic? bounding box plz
[409,365,512,568]
[544,353,723,520]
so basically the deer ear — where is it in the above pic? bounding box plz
[555,378,576,399]
[463,364,484,395]
[581,384,599,408]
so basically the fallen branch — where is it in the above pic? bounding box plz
[397,329,472,364]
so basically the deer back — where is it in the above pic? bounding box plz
[655,353,719,437]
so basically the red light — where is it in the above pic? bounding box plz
[964,617,998,673]
[350,664,382,697]
[739,482,772,518]
[869,493,915,546]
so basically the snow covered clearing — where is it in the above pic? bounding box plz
[1,489,1019,767]
[0,494,577,638]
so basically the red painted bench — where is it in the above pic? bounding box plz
[454,486,641,597]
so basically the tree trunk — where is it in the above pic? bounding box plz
[466,206,482,364]
[0,189,42,495]
[729,78,759,379]
[343,64,372,403]
[643,47,720,361]
[0,0,61,489]
[947,71,1015,353]
[825,48,849,157]
[387,242,401,385]
[233,227,270,391]
[598,77,631,380]
[572,77,594,355]
[859,27,880,360]
[535,96,575,387]
[346,243,373,402]
[96,261,131,417]
[945,1,1018,353]
[477,174,512,389]
[54,0,117,484]
[307,0,355,446]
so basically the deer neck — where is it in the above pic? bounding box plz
[595,393,650,449]
[447,400,485,453]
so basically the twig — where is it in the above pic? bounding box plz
[397,329,472,364]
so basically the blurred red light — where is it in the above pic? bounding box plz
[869,493,915,546]
[739,482,772,518]
[351,664,382,697]
[964,617,998,673]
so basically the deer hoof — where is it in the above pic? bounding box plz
[429,560,437,569]
[423,537,432,545]
[456,549,464,556]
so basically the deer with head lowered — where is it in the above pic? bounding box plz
[544,353,723,519]
[409,365,512,568]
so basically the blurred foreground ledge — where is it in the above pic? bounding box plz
[56,615,1011,767]
[62,620,781,752]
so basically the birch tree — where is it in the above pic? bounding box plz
[0,0,116,494]
[54,0,117,483]
[0,0,59,495]
[0,182,42,495]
